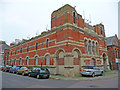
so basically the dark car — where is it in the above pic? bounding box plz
[9,66,22,73]
[0,66,5,71]
[3,65,12,72]
[28,67,50,79]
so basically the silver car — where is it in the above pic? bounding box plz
[80,66,103,77]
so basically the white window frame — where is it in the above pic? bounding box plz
[46,55,50,65]
[35,57,38,65]
[20,58,22,65]
[27,57,29,65]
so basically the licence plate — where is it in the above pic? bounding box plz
[83,70,86,72]
[44,75,47,76]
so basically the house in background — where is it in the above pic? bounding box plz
[0,41,10,66]
[106,34,120,70]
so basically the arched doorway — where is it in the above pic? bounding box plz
[103,53,107,71]
[45,55,50,65]
[55,48,65,74]
[91,58,96,67]
[72,47,81,72]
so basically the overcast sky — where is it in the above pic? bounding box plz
[0,0,119,45]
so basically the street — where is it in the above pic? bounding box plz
[2,71,118,88]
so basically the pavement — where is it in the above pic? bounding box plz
[49,73,118,81]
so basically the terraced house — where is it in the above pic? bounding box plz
[8,4,109,76]
[106,35,120,70]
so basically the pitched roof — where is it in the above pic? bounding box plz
[2,44,10,50]
[106,36,115,46]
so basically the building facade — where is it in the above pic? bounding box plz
[106,35,120,70]
[0,41,10,65]
[8,4,109,76]
[3,49,10,65]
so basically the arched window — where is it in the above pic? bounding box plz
[92,42,95,55]
[91,58,96,66]
[20,48,22,53]
[46,39,49,48]
[46,55,50,65]
[15,49,17,54]
[14,59,16,65]
[35,57,38,65]
[73,12,76,24]
[26,57,29,65]
[88,40,92,55]
[100,26,103,35]
[84,39,88,54]
[27,45,29,52]
[10,60,12,65]
[36,42,38,50]
[11,51,12,55]
[96,42,99,55]
[20,58,22,65]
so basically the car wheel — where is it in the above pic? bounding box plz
[16,71,19,74]
[37,75,40,79]
[100,71,103,76]
[28,73,31,77]
[92,73,95,77]
[22,72,25,76]
[81,74,84,77]
[46,75,49,79]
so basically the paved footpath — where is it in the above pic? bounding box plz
[50,73,118,81]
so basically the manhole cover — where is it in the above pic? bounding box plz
[88,85,98,88]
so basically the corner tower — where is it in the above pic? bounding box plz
[51,4,85,31]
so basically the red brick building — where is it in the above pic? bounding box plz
[106,35,120,70]
[3,49,10,65]
[8,4,109,75]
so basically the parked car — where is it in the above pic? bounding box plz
[28,67,50,79]
[9,66,22,73]
[80,66,103,77]
[3,65,12,72]
[0,66,5,71]
[16,66,32,76]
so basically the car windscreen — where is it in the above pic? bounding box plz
[40,68,49,73]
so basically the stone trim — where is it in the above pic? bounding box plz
[64,53,74,57]
[64,66,74,68]
[11,23,105,49]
